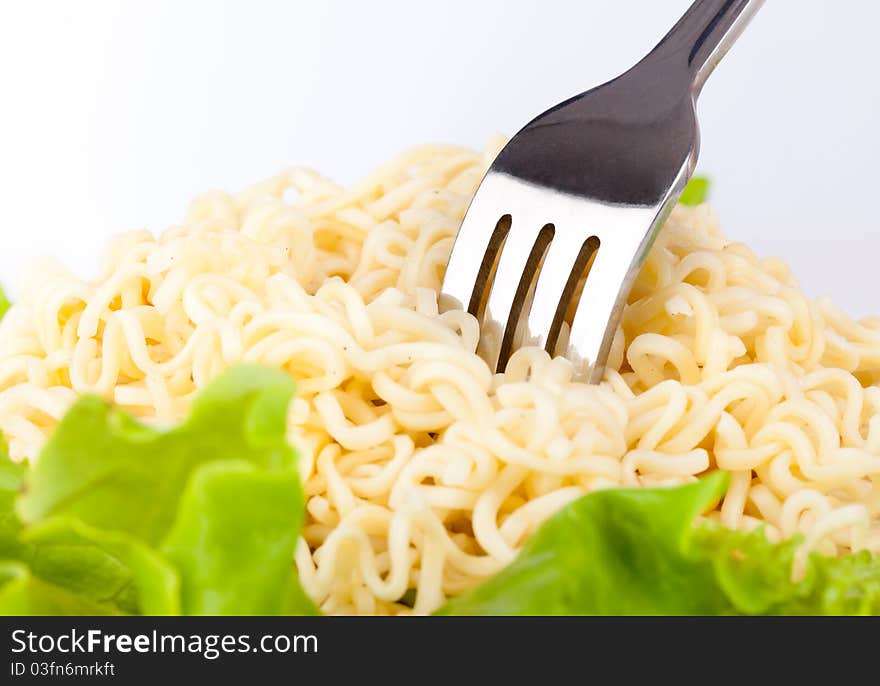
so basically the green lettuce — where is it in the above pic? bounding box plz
[0,441,23,555]
[1,366,317,616]
[0,285,9,321]
[439,473,880,615]
[161,461,314,615]
[0,562,123,615]
[2,441,156,614]
[18,366,299,543]
[679,176,710,206]
[0,518,179,615]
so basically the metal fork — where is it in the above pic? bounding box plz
[441,0,763,382]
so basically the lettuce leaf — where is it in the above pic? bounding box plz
[6,518,179,615]
[161,461,315,615]
[439,473,733,615]
[1,366,317,616]
[439,473,880,615]
[701,523,880,615]
[0,285,9,321]
[679,176,710,206]
[2,439,176,614]
[0,441,24,557]
[18,366,298,544]
[0,562,122,615]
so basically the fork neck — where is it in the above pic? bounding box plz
[640,0,764,96]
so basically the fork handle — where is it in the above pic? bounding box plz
[645,0,764,94]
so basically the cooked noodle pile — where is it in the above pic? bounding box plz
[1,142,879,614]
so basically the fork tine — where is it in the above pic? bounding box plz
[478,216,552,372]
[522,233,597,353]
[441,173,511,314]
[565,235,645,382]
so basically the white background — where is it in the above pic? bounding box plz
[1,1,877,316]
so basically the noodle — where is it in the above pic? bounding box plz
[1,140,879,615]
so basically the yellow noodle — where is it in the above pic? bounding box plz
[1,139,879,615]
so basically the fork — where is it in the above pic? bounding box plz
[441,0,763,382]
